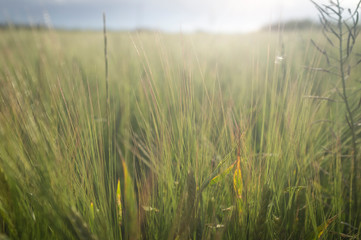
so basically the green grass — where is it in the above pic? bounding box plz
[0,27,360,239]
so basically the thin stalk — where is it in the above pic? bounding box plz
[103,12,109,128]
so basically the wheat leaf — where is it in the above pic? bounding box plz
[210,161,236,186]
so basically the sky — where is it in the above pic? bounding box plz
[0,0,359,33]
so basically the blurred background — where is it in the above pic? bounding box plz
[1,0,357,33]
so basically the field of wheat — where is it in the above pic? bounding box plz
[0,4,361,239]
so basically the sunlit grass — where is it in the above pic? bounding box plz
[0,26,360,239]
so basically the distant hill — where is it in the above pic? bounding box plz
[261,19,322,31]
[0,20,327,33]
[0,23,47,30]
